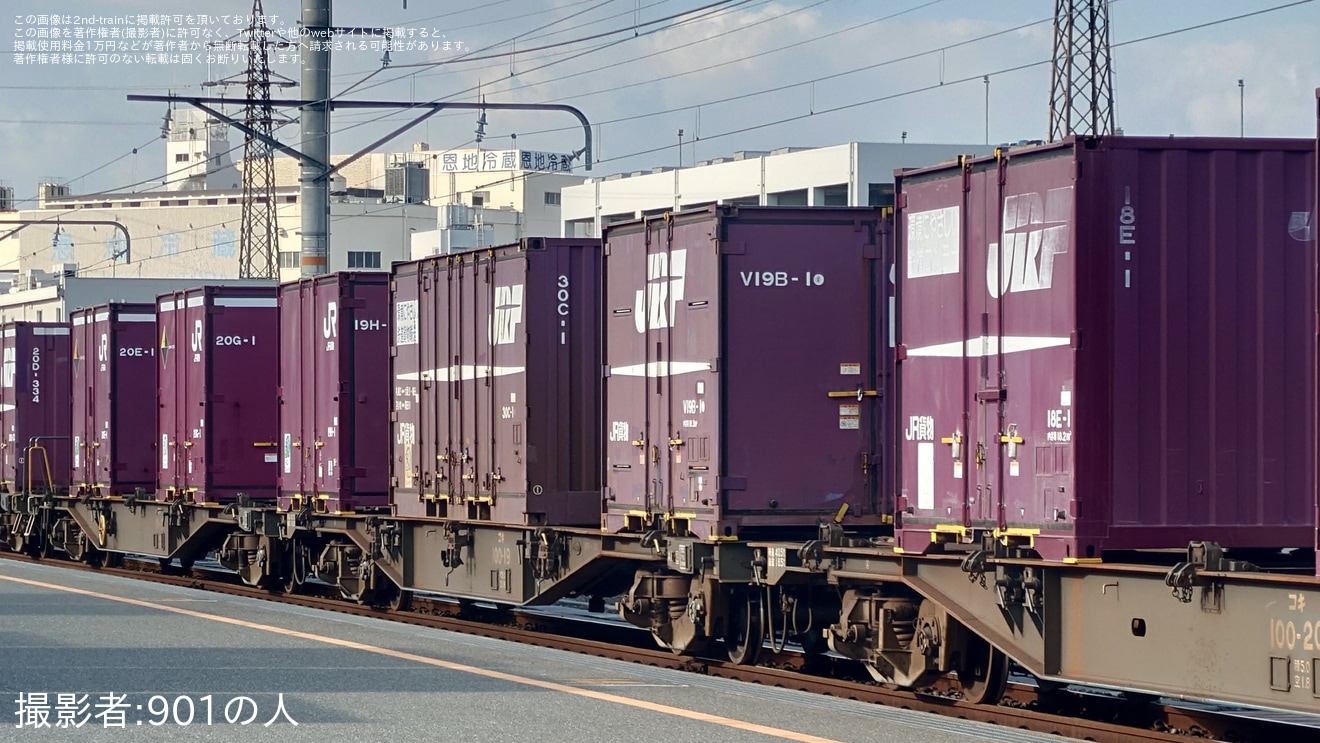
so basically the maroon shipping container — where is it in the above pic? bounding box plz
[278,273,391,513]
[71,304,157,497]
[0,322,71,494]
[157,286,280,504]
[601,206,890,540]
[391,238,601,525]
[894,137,1317,561]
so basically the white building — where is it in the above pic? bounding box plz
[269,142,587,256]
[0,269,270,325]
[163,109,241,192]
[561,142,988,237]
[1,185,435,283]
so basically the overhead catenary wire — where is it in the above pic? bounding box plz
[328,0,755,107]
[15,0,1314,276]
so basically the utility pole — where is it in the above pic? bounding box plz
[983,76,990,145]
[1238,79,1244,137]
[301,0,331,277]
[206,0,295,280]
[677,129,684,169]
[1048,0,1115,140]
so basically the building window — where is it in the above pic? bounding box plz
[768,189,808,206]
[544,191,561,206]
[347,251,382,269]
[819,184,849,206]
[227,198,239,204]
[279,251,300,269]
[284,195,297,203]
[175,153,189,162]
[471,191,489,207]
[205,198,218,206]
[867,183,895,208]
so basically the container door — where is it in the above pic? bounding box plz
[90,318,111,489]
[456,258,481,503]
[157,298,188,495]
[991,157,1077,539]
[972,164,1004,529]
[390,266,427,514]
[603,224,663,526]
[0,330,14,488]
[656,221,711,529]
[435,262,457,499]
[280,284,307,497]
[895,171,973,551]
[483,254,528,521]
[313,282,337,499]
[70,320,90,490]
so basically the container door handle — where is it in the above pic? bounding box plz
[828,388,877,400]
[998,424,1023,460]
[940,432,963,459]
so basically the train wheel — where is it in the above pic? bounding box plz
[957,636,1009,704]
[64,530,88,562]
[724,587,765,665]
[373,582,411,612]
[282,544,307,594]
[388,589,412,612]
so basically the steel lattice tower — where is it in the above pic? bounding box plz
[208,0,295,279]
[1048,0,1115,141]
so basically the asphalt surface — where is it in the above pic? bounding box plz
[0,559,1081,742]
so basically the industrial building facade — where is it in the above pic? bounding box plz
[560,142,986,237]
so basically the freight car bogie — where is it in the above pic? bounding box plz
[824,587,1008,702]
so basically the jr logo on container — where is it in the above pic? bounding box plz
[986,187,1073,298]
[189,319,203,362]
[490,285,524,345]
[324,301,337,351]
[635,249,687,333]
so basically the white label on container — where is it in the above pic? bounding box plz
[265,453,278,464]
[917,442,935,510]
[73,436,79,469]
[1060,389,1071,407]
[840,363,861,376]
[282,434,292,474]
[953,460,963,480]
[162,434,168,469]
[839,416,860,430]
[906,206,960,278]
[1010,460,1020,477]
[510,392,517,404]
[838,404,860,416]
[395,300,419,346]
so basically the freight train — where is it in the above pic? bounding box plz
[2,125,1320,717]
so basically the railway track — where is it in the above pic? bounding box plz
[1,549,1312,743]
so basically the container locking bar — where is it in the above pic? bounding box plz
[828,387,878,401]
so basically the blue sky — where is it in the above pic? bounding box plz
[2,0,1316,204]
